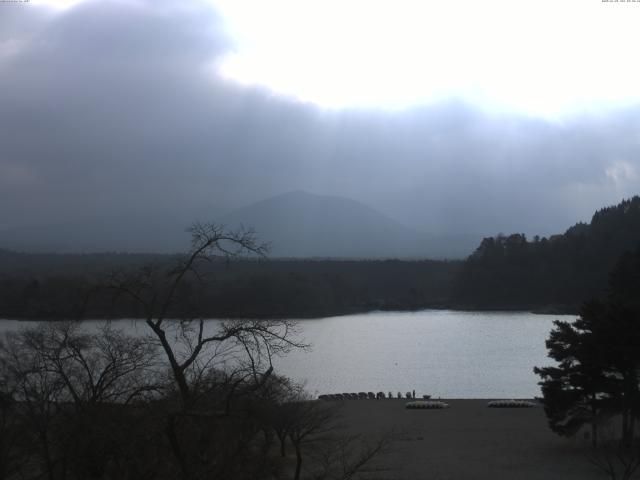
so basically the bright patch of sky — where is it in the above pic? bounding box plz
[30,0,85,8]
[211,0,640,118]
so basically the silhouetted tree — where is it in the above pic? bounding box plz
[106,223,305,407]
[534,301,613,445]
[0,389,28,480]
[588,433,640,480]
[0,322,160,480]
[256,378,390,480]
[536,245,640,447]
[106,223,312,480]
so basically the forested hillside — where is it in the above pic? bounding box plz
[452,196,640,312]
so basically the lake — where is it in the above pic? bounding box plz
[0,310,573,398]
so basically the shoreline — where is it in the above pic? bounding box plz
[321,397,542,401]
[0,305,578,322]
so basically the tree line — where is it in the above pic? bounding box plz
[453,196,640,312]
[0,251,459,320]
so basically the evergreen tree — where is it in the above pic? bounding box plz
[534,301,612,445]
[535,246,640,446]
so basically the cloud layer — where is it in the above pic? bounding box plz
[1,0,639,242]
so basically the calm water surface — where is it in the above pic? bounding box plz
[0,310,573,398]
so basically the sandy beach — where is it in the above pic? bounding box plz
[338,399,605,480]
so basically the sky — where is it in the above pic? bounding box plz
[1,0,640,242]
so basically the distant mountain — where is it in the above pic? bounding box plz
[219,191,476,258]
[453,196,640,311]
[0,191,478,258]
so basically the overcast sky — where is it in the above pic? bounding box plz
[1,0,639,238]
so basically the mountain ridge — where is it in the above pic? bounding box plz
[220,190,476,259]
[0,190,477,258]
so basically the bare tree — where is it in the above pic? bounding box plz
[312,432,394,480]
[256,379,392,480]
[1,325,72,480]
[103,223,311,480]
[587,426,640,480]
[18,322,160,409]
[0,388,30,480]
[107,223,306,408]
[588,442,640,480]
[0,322,160,480]
[288,398,341,480]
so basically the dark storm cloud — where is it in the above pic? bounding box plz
[1,0,639,239]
